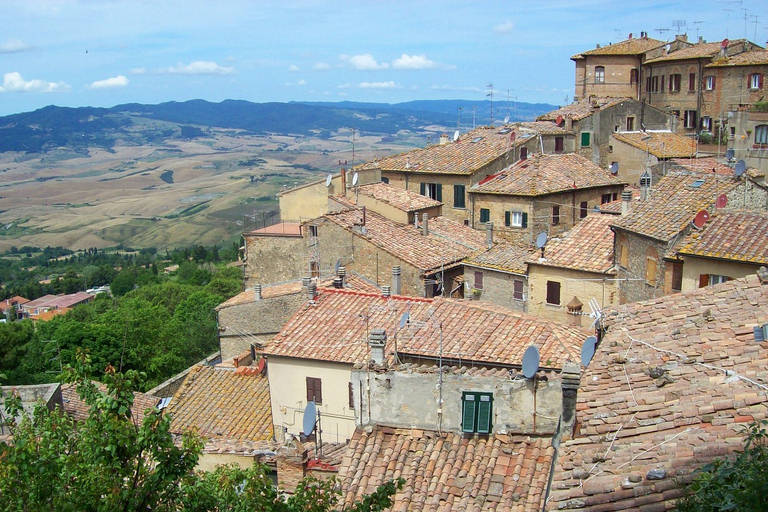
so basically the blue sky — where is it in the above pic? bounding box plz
[0,0,765,116]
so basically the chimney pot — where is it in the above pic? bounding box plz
[333,277,343,289]
[308,283,317,301]
[422,213,429,236]
[621,190,633,215]
[368,328,387,366]
[254,284,262,301]
[391,266,402,295]
[382,285,391,297]
[485,222,494,249]
[302,276,311,290]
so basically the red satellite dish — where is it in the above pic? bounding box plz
[555,115,564,126]
[721,38,729,48]
[257,357,266,374]
[716,194,728,209]
[510,131,516,143]
[693,210,710,228]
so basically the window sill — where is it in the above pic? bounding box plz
[545,303,561,308]
[452,206,467,210]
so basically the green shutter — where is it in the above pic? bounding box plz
[504,211,511,227]
[454,185,465,208]
[420,183,426,196]
[477,395,492,434]
[436,184,442,202]
[581,132,591,147]
[480,209,490,223]
[461,394,476,433]
[521,212,528,228]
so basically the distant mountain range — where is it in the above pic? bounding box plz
[0,99,558,153]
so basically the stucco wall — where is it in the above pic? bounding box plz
[463,265,528,313]
[680,256,765,292]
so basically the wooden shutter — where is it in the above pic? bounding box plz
[476,395,492,434]
[435,184,442,202]
[699,274,709,288]
[521,212,528,228]
[504,211,511,227]
[306,377,322,404]
[513,280,524,300]
[420,183,426,196]
[646,258,657,285]
[348,382,355,409]
[461,394,476,433]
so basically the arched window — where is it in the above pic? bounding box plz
[595,66,605,83]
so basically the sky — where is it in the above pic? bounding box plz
[0,0,766,117]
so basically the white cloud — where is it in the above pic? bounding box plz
[130,67,147,75]
[0,38,32,53]
[289,64,300,71]
[313,62,330,70]
[89,75,129,89]
[0,72,69,93]
[163,61,234,75]
[392,54,435,70]
[493,21,514,34]
[430,85,482,93]
[286,79,307,86]
[337,83,352,89]
[359,81,398,89]
[343,53,389,70]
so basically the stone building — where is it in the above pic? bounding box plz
[608,130,697,186]
[469,153,626,245]
[462,242,533,312]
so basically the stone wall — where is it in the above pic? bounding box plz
[244,233,306,288]
[576,54,642,100]
[463,265,528,313]
[614,229,668,304]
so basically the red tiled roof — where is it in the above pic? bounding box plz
[471,153,624,196]
[22,292,93,312]
[527,214,615,274]
[516,121,570,135]
[706,48,768,67]
[573,37,666,58]
[671,156,735,175]
[61,382,158,425]
[676,210,768,264]
[167,365,273,443]
[537,97,626,122]
[547,273,768,511]
[245,222,302,236]
[599,186,640,214]
[610,171,740,241]
[322,208,486,272]
[644,39,750,64]
[339,428,553,512]
[611,131,696,158]
[464,243,534,274]
[356,182,442,211]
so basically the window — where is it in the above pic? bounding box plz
[479,208,490,223]
[626,117,635,131]
[710,274,729,285]
[756,125,768,145]
[381,177,390,184]
[705,76,715,90]
[505,211,527,228]
[554,136,564,153]
[684,110,697,129]
[520,147,528,160]
[651,76,659,92]
[646,257,657,285]
[580,132,591,147]
[513,280,524,301]
[671,264,682,292]
[420,182,442,201]
[669,74,681,92]
[601,193,612,204]
[474,271,483,290]
[308,225,318,238]
[461,392,493,434]
[453,184,466,209]
[688,73,696,92]
[660,75,665,92]
[580,201,588,219]
[546,281,561,305]
[630,68,638,85]
[594,66,605,83]
[701,116,712,132]
[552,205,560,225]
[306,377,322,404]
[749,73,763,90]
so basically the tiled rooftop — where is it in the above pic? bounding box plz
[572,37,666,58]
[471,153,624,196]
[358,125,527,176]
[22,291,94,311]
[166,365,273,443]
[706,48,768,67]
[61,382,158,425]
[644,39,749,64]
[339,428,553,512]
[547,272,768,511]
[356,182,442,212]
[537,97,626,122]
[266,288,585,370]
[599,186,640,214]
[516,121,570,135]
[527,214,615,274]
[611,131,696,158]
[670,156,736,175]
[464,243,535,274]
[245,222,303,237]
[322,207,486,272]
[676,210,768,264]
[611,171,739,241]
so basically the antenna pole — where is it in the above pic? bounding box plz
[317,410,323,458]
[486,83,494,126]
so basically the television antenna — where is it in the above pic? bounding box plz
[693,209,710,229]
[693,20,704,39]
[587,297,604,331]
[535,231,548,258]
[351,172,359,187]
[672,19,687,35]
[522,345,540,379]
[453,130,460,142]
[486,83,494,126]
[725,148,735,161]
[609,162,619,175]
[457,106,463,133]
[325,173,332,187]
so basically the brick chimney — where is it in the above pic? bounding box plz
[368,328,387,366]
[391,266,402,295]
[621,190,633,215]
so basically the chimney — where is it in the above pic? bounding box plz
[621,190,633,215]
[485,222,494,249]
[302,276,311,291]
[439,133,449,145]
[565,115,573,131]
[640,171,651,201]
[308,283,317,301]
[254,284,262,301]
[337,265,346,287]
[340,168,347,191]
[566,296,583,327]
[391,266,402,296]
[382,285,391,297]
[422,213,429,236]
[333,277,343,288]
[368,328,387,366]
[560,362,582,439]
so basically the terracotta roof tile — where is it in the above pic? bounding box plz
[340,428,553,511]
[245,222,303,236]
[610,171,740,241]
[537,97,627,122]
[61,382,158,425]
[670,157,735,175]
[465,243,534,274]
[167,365,273,443]
[322,208,486,272]
[356,182,442,211]
[644,39,751,64]
[676,210,768,264]
[573,37,666,58]
[706,48,768,67]
[547,273,768,511]
[471,153,624,196]
[611,131,696,158]
[527,214,615,274]
[599,186,640,214]
[516,121,570,135]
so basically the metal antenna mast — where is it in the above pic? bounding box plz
[486,83,494,126]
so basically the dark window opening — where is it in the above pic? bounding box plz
[554,136,564,153]
[546,281,561,305]
[513,280,524,301]
[552,206,560,225]
[479,208,490,223]
[453,184,466,208]
[580,201,588,218]
[306,377,322,404]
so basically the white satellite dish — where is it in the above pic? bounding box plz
[734,160,746,177]
[302,401,317,437]
[725,148,735,160]
[503,115,510,124]
[535,232,548,249]
[453,130,460,142]
[580,336,598,367]
[352,172,359,186]
[522,345,540,379]
[325,173,333,187]
[399,312,410,328]
[609,162,619,175]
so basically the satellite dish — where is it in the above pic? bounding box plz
[721,38,729,48]
[609,162,619,175]
[522,345,540,379]
[352,172,359,186]
[725,148,735,160]
[302,401,317,437]
[555,115,564,126]
[734,160,746,177]
[510,131,516,143]
[257,357,266,374]
[503,115,510,124]
[535,232,548,249]
[399,312,409,328]
[581,336,598,367]
[716,194,728,209]
[325,173,333,187]
[453,130,460,142]
[693,209,710,229]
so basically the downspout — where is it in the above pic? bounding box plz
[697,59,703,137]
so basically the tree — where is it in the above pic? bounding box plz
[0,356,403,511]
[677,420,768,512]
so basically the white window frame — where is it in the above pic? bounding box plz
[510,211,523,227]
[704,76,715,91]
[749,73,762,90]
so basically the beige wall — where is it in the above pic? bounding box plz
[266,356,357,444]
[609,136,659,187]
[197,453,259,472]
[463,265,527,313]
[680,256,765,293]
[527,264,618,324]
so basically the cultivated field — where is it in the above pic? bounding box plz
[0,128,423,252]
